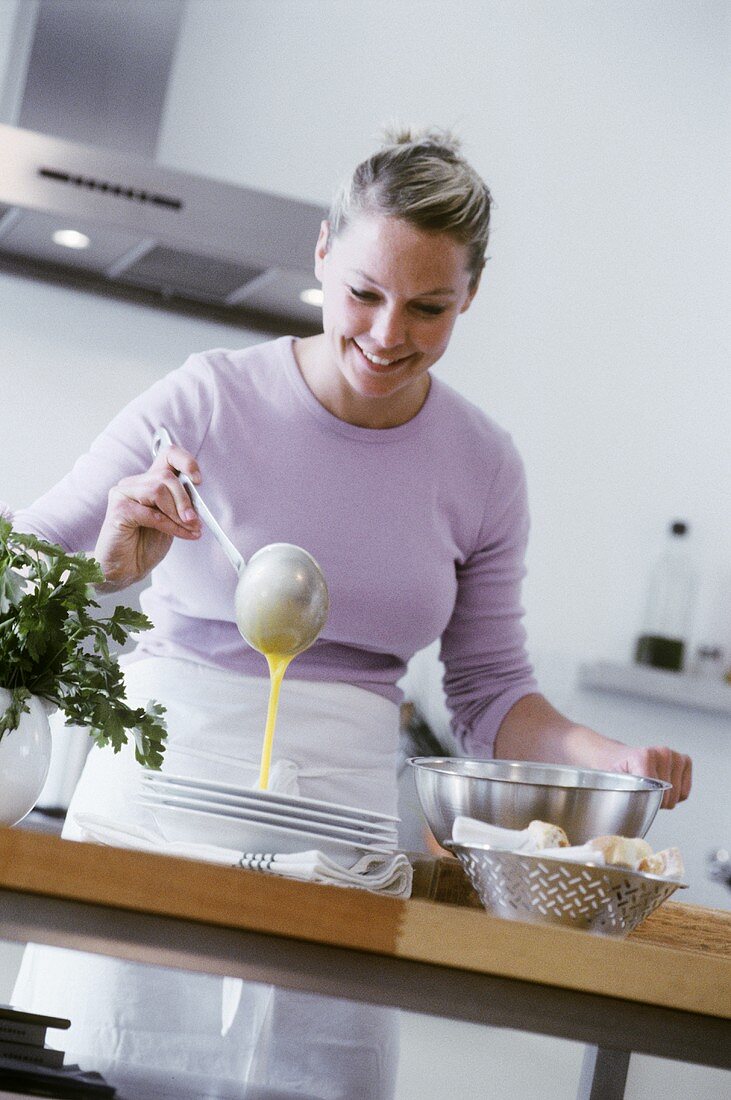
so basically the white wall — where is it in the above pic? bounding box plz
[1,3,729,1096]
[0,271,261,509]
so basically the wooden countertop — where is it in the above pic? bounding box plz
[0,827,728,1021]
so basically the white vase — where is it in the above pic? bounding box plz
[0,687,54,827]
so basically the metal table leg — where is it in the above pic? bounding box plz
[577,1045,631,1100]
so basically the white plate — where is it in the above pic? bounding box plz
[141,769,399,824]
[140,778,398,838]
[147,801,393,859]
[138,789,397,847]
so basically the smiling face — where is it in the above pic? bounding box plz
[297,213,479,428]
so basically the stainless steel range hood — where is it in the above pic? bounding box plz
[0,1,326,333]
[0,123,326,332]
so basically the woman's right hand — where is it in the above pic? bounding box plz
[94,443,203,590]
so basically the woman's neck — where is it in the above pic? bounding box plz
[293,335,430,429]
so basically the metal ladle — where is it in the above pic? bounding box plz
[151,427,329,657]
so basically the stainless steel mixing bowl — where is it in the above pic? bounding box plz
[409,757,670,846]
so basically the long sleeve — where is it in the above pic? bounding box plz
[439,438,538,756]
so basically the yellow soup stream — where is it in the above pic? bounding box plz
[257,651,294,789]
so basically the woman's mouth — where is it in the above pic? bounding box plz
[352,340,412,373]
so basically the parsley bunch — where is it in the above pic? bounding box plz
[0,518,166,768]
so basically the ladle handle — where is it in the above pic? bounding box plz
[151,426,245,574]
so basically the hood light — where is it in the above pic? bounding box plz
[299,287,323,308]
[52,229,91,250]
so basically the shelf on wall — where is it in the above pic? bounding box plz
[577,661,731,717]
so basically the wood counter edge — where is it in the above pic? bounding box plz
[0,828,729,1020]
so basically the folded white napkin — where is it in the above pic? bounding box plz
[451,816,606,865]
[73,813,413,897]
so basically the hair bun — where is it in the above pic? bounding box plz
[381,124,463,156]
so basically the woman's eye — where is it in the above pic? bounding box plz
[347,286,446,315]
[414,303,447,316]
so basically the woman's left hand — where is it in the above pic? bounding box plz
[606,744,692,809]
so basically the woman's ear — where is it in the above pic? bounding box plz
[460,268,483,313]
[314,220,331,280]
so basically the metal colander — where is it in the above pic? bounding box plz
[445,842,687,936]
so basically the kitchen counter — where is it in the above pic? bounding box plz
[0,827,729,1098]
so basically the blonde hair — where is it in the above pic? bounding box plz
[328,126,492,289]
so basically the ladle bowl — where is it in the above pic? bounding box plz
[234,543,329,657]
[152,428,329,656]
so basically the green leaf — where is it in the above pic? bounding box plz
[0,686,31,736]
[111,606,153,632]
[0,567,25,614]
[0,524,167,767]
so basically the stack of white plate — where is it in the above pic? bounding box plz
[137,771,399,861]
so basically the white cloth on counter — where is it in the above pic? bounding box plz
[451,816,607,865]
[535,843,607,864]
[73,812,413,896]
[451,815,538,851]
[14,658,402,1100]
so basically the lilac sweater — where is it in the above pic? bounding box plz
[11,337,538,754]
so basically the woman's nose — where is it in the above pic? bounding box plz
[371,305,406,348]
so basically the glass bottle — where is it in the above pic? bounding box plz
[635,520,698,672]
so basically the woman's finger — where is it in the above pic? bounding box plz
[151,445,202,523]
[644,746,692,809]
[679,754,693,801]
[124,499,201,540]
[110,480,200,537]
[116,469,200,530]
[154,443,202,484]
[670,752,692,805]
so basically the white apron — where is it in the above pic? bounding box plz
[13,657,402,1100]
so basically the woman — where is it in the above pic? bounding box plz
[10,128,691,1098]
